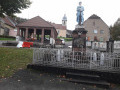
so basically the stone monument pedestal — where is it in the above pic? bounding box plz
[72,25,87,52]
[106,38,114,52]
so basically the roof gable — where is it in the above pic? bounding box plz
[88,14,101,19]
[50,23,66,30]
[83,14,109,29]
[2,17,16,27]
[17,16,54,28]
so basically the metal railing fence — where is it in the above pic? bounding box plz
[33,48,120,72]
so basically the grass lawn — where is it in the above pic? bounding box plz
[57,37,72,42]
[0,47,33,78]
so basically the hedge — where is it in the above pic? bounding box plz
[0,35,16,39]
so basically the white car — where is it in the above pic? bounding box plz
[60,39,65,44]
[68,46,72,48]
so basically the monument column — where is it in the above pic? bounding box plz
[41,28,44,43]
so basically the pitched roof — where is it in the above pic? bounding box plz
[2,16,16,27]
[50,23,66,30]
[17,16,54,28]
[88,14,101,19]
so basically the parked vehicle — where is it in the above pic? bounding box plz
[60,39,65,44]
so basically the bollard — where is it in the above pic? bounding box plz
[100,52,104,65]
[93,52,97,61]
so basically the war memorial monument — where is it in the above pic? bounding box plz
[72,2,87,52]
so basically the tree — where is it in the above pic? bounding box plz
[12,16,28,24]
[0,0,31,17]
[110,24,120,41]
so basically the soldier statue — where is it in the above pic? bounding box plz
[76,2,84,25]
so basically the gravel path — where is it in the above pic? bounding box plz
[0,69,117,90]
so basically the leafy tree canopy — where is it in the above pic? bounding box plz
[110,24,120,41]
[12,16,28,24]
[0,0,31,17]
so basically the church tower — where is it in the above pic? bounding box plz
[62,14,67,26]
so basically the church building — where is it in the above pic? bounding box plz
[51,14,67,37]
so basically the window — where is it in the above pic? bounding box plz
[14,28,17,31]
[4,27,9,36]
[94,36,98,41]
[63,21,65,25]
[93,21,95,26]
[87,37,90,41]
[100,37,104,42]
[100,30,104,34]
[93,29,97,34]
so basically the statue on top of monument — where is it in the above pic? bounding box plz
[76,2,84,25]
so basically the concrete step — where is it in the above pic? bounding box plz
[62,78,110,88]
[66,72,100,81]
[65,72,110,88]
[66,72,100,78]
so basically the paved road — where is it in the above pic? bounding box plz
[0,40,120,52]
[64,41,72,48]
[0,69,117,90]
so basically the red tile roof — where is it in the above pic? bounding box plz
[17,16,54,28]
[2,17,15,27]
[50,23,66,30]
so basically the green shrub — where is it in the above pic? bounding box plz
[0,35,16,40]
[0,35,16,39]
[57,37,73,42]
[64,38,72,41]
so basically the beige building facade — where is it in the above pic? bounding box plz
[0,16,17,37]
[83,14,110,42]
[57,29,66,37]
[50,23,67,38]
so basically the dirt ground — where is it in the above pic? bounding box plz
[0,69,120,90]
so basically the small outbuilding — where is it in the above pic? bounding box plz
[16,16,58,44]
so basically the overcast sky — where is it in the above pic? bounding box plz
[16,0,120,30]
